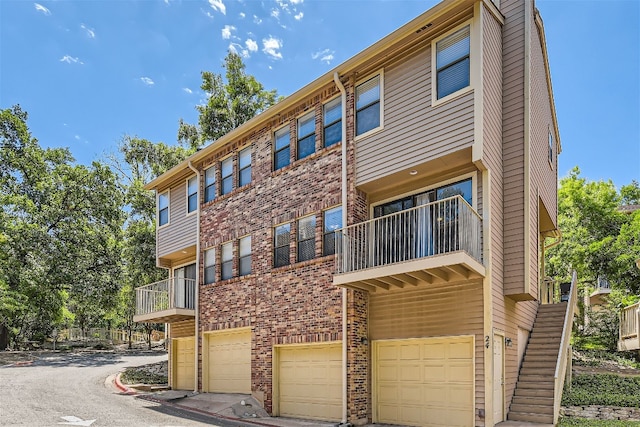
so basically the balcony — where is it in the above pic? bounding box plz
[618,302,639,352]
[133,277,196,323]
[334,195,485,292]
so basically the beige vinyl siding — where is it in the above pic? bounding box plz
[369,282,484,424]
[158,182,197,258]
[501,0,526,297]
[171,319,195,338]
[355,44,475,187]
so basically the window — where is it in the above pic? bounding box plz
[239,235,251,276]
[158,191,169,226]
[297,113,316,160]
[274,224,290,267]
[323,98,342,147]
[548,131,554,164]
[204,248,215,284]
[204,166,216,203]
[221,157,233,195]
[274,127,290,170]
[356,74,381,136]
[187,176,198,213]
[239,147,251,187]
[221,242,233,280]
[436,25,470,100]
[323,206,342,256]
[297,216,316,262]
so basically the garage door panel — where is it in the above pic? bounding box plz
[206,329,251,394]
[450,341,474,358]
[399,343,420,359]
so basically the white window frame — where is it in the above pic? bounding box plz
[221,241,233,280]
[296,112,316,160]
[548,129,554,168]
[204,166,216,203]
[221,156,233,195]
[354,71,384,140]
[204,247,216,284]
[323,205,342,257]
[323,96,342,148]
[157,190,170,228]
[431,20,475,107]
[274,125,291,171]
[273,222,291,268]
[238,146,252,187]
[297,215,316,262]
[186,175,198,215]
[239,235,252,276]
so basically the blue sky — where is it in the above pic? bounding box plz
[1,0,638,188]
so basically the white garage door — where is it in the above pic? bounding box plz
[374,336,474,427]
[172,337,195,391]
[205,328,251,393]
[277,343,342,422]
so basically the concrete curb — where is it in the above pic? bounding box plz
[113,372,137,395]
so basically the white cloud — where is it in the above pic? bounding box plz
[253,15,262,25]
[294,12,303,20]
[202,10,215,19]
[221,25,235,40]
[312,48,335,64]
[60,55,83,65]
[289,0,303,4]
[239,12,245,19]
[270,9,280,19]
[164,0,170,4]
[262,36,283,60]
[80,24,95,39]
[245,38,258,53]
[229,42,249,58]
[183,87,193,94]
[34,3,51,15]
[140,77,155,86]
[208,0,226,15]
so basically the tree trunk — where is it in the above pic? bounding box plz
[0,324,9,350]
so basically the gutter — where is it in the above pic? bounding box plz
[187,161,201,393]
[333,72,350,427]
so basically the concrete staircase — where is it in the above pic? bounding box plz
[507,302,568,424]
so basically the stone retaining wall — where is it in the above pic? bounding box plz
[561,406,640,421]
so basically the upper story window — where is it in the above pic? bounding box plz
[323,206,342,256]
[297,113,316,160]
[274,127,290,171]
[221,157,233,195]
[435,25,470,100]
[204,248,215,284]
[274,223,290,267]
[239,235,252,276]
[204,167,216,203]
[356,74,382,137]
[323,98,342,147]
[187,176,198,213]
[239,147,252,187]
[297,215,316,262]
[221,241,233,280]
[548,131,554,165]
[158,191,169,226]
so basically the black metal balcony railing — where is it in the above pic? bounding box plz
[135,277,196,317]
[335,195,482,275]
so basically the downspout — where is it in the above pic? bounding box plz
[188,161,201,393]
[333,72,349,426]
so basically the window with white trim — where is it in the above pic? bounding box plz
[435,25,470,100]
[356,74,381,136]
[548,131,554,165]
[323,98,342,147]
[187,176,198,213]
[204,248,215,284]
[274,223,290,267]
[239,147,252,187]
[239,235,251,276]
[274,127,290,170]
[204,166,216,203]
[221,157,233,195]
[221,242,233,280]
[297,113,316,160]
[297,216,316,262]
[323,206,342,256]
[158,191,169,226]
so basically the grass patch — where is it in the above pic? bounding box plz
[120,367,167,385]
[563,374,640,407]
[574,349,640,370]
[559,418,640,426]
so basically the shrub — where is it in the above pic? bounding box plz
[563,374,640,407]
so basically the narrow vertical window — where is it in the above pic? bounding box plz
[221,157,233,195]
[204,166,216,203]
[274,127,290,170]
[204,248,215,284]
[436,26,470,100]
[548,131,553,164]
[274,224,290,267]
[158,191,169,226]
[239,235,252,276]
[221,242,233,280]
[297,113,316,160]
[356,75,381,136]
[323,206,342,256]
[297,216,316,262]
[323,98,342,147]
[239,147,252,187]
[187,176,198,213]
